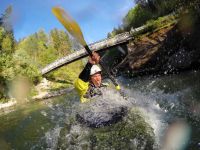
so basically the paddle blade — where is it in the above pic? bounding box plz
[52,7,87,46]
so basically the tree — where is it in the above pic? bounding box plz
[59,30,71,55]
[0,5,13,32]
[1,34,14,54]
[0,6,16,100]
[135,0,157,12]
[123,4,153,30]
[0,5,15,53]
[50,29,71,56]
[50,28,61,51]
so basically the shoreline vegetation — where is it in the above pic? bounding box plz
[1,0,199,109]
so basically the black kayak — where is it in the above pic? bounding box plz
[76,94,129,128]
[76,106,127,128]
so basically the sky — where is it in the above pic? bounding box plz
[0,0,134,44]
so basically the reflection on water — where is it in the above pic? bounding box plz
[0,70,199,149]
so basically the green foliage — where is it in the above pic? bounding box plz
[0,6,41,101]
[17,28,73,67]
[0,54,15,81]
[131,15,177,37]
[50,28,60,50]
[110,0,199,36]
[0,6,82,102]
[15,28,83,96]
[0,5,13,32]
[38,47,57,67]
[0,27,5,43]
[123,4,154,31]
[0,26,15,55]
[17,31,46,65]
[47,60,84,90]
[50,29,72,56]
[13,50,41,83]
[1,33,14,54]
[107,27,124,38]
[134,0,199,15]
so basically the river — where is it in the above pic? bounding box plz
[0,70,199,150]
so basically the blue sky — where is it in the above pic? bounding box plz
[0,0,134,43]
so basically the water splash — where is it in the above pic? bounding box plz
[45,125,62,150]
[76,88,131,127]
[122,87,167,147]
[29,71,200,149]
[35,88,156,149]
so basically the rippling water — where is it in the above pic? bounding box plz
[0,70,199,149]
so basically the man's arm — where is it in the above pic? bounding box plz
[78,62,92,82]
[78,52,100,82]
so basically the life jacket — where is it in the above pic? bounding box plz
[83,82,108,99]
[74,78,108,103]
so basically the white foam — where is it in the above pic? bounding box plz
[124,87,168,146]
[45,125,62,150]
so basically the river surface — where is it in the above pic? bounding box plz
[0,70,199,150]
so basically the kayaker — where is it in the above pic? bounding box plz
[74,52,109,103]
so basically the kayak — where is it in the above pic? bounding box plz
[76,105,127,128]
[76,92,129,128]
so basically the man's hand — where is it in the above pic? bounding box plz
[88,52,100,64]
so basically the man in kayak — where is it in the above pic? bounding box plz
[74,52,108,103]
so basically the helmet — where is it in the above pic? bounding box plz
[90,65,101,75]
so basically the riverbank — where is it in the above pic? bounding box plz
[116,11,200,77]
[0,78,74,111]
[32,78,74,100]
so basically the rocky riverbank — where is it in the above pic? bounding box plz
[0,78,74,111]
[116,12,200,77]
[32,78,73,100]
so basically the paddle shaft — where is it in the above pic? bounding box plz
[84,45,119,87]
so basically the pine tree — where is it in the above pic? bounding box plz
[0,5,13,32]
[0,5,15,53]
[50,28,61,51]
[59,30,71,56]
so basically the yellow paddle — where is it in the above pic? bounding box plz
[52,7,120,90]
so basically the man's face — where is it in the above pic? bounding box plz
[90,73,102,87]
